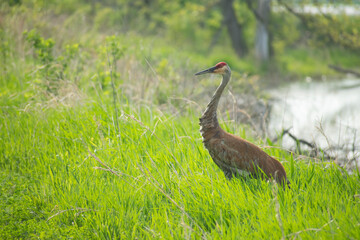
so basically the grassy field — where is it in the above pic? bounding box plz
[1,81,360,239]
[1,2,360,239]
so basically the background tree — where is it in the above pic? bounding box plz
[278,0,360,53]
[220,0,248,57]
[245,0,272,62]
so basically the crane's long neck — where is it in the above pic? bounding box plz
[200,71,231,137]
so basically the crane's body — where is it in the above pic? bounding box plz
[196,62,289,187]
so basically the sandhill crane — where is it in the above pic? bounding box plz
[195,62,289,188]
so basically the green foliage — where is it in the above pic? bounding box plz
[0,30,10,74]
[57,43,80,71]
[24,29,55,65]
[165,3,208,46]
[271,12,300,55]
[304,14,360,52]
[105,35,126,62]
[278,1,360,53]
[4,0,360,78]
[93,7,121,31]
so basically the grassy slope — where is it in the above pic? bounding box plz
[1,91,360,239]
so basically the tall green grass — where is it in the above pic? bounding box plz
[1,95,360,239]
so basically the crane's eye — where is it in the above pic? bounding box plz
[213,65,226,74]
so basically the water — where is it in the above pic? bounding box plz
[268,78,360,157]
[273,4,360,16]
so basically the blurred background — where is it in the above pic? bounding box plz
[1,0,359,169]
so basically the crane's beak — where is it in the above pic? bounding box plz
[195,66,216,75]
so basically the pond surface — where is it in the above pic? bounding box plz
[268,78,360,152]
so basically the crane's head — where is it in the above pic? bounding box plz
[195,62,230,76]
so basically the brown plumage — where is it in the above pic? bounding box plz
[195,62,289,187]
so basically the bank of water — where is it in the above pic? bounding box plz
[268,78,360,164]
